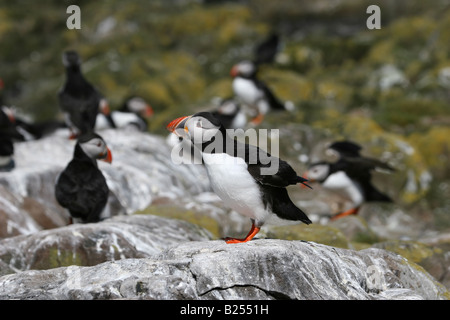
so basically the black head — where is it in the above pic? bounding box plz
[76,132,112,163]
[191,112,223,128]
[328,141,362,158]
[254,33,280,65]
[62,50,81,68]
[166,112,224,147]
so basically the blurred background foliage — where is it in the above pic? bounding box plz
[0,0,449,229]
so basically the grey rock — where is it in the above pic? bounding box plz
[0,185,67,239]
[0,239,447,300]
[0,214,212,275]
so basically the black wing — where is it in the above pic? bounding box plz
[338,157,395,179]
[58,87,102,134]
[333,158,393,203]
[248,158,311,189]
[260,185,312,224]
[254,33,280,65]
[219,136,312,224]
[55,161,109,222]
[15,118,66,139]
[254,78,286,110]
[241,142,312,223]
[329,141,362,157]
[235,142,310,188]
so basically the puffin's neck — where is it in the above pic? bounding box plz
[73,143,97,167]
[65,66,88,89]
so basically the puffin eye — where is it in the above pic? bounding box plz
[196,121,202,128]
[96,141,102,147]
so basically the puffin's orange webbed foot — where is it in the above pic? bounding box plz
[250,113,264,126]
[330,207,359,221]
[225,224,260,244]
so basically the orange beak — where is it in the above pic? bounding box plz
[100,147,112,164]
[99,99,111,115]
[300,172,310,189]
[166,115,191,137]
[250,113,264,126]
[143,105,154,118]
[2,107,15,123]
[230,65,238,77]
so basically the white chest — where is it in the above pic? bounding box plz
[323,171,364,206]
[230,112,247,129]
[202,153,266,220]
[95,112,144,130]
[232,78,263,106]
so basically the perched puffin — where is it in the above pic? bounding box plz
[230,33,294,125]
[95,96,153,131]
[305,141,394,220]
[58,50,116,139]
[210,98,247,130]
[14,117,67,140]
[55,132,112,223]
[0,107,23,171]
[167,112,312,243]
[0,78,66,140]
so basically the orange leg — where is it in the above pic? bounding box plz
[330,207,360,221]
[250,113,264,126]
[69,131,78,140]
[225,223,261,244]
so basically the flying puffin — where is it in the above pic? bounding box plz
[58,50,116,139]
[210,98,247,130]
[230,33,294,125]
[167,112,312,243]
[95,96,153,132]
[55,132,112,224]
[0,107,24,171]
[304,141,394,220]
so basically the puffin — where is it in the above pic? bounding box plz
[58,50,116,139]
[55,132,112,223]
[13,117,67,140]
[95,96,153,132]
[210,98,247,130]
[230,33,294,125]
[167,112,312,243]
[304,141,394,220]
[0,106,23,171]
[0,78,66,140]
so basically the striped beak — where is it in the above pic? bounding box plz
[300,172,312,189]
[166,115,191,137]
[230,65,238,77]
[99,147,112,164]
[143,105,154,118]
